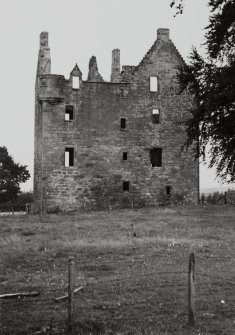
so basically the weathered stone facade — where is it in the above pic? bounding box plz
[34,29,199,212]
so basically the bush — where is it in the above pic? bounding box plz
[0,191,33,212]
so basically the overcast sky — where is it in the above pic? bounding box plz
[0,0,233,191]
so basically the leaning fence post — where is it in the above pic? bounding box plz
[68,256,75,333]
[188,252,195,326]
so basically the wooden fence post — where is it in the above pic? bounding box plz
[188,252,195,326]
[224,192,228,205]
[68,256,75,333]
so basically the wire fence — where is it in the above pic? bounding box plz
[0,251,234,335]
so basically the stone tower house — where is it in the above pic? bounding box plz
[34,29,199,212]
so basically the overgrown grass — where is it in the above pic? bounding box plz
[0,205,234,334]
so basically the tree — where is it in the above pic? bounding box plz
[0,146,30,203]
[171,0,235,183]
[170,0,184,16]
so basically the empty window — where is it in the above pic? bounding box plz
[120,118,126,130]
[123,181,129,191]
[65,148,74,167]
[150,148,162,167]
[150,76,158,92]
[166,186,172,196]
[72,76,80,89]
[152,109,160,124]
[39,77,47,87]
[123,152,127,160]
[65,105,74,121]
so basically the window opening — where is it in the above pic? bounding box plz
[166,186,172,196]
[123,152,127,161]
[120,118,126,130]
[65,105,74,121]
[150,148,162,167]
[150,76,158,92]
[39,77,47,87]
[123,181,129,191]
[72,76,80,89]
[152,109,160,124]
[65,148,74,167]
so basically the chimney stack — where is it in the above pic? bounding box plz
[157,28,170,42]
[111,49,120,83]
[36,31,51,76]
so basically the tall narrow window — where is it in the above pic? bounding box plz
[65,148,74,167]
[65,105,74,121]
[120,118,126,130]
[123,152,127,161]
[72,76,80,89]
[123,181,129,191]
[152,109,160,124]
[166,186,172,196]
[150,148,162,167]
[150,76,158,92]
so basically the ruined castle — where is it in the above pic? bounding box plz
[34,29,199,212]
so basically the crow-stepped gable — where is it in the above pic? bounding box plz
[34,29,199,212]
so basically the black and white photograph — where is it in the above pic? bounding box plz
[0,0,234,334]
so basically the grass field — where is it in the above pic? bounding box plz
[0,205,234,334]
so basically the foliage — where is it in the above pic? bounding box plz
[0,146,30,203]
[202,191,222,204]
[171,0,235,183]
[17,191,33,204]
[170,0,184,16]
[0,192,33,212]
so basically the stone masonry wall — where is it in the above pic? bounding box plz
[34,29,199,212]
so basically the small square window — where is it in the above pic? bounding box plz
[65,147,74,167]
[152,109,160,124]
[72,76,80,89]
[123,181,129,191]
[123,152,127,160]
[150,148,162,167]
[39,77,47,87]
[150,77,158,92]
[65,105,74,121]
[120,118,126,130]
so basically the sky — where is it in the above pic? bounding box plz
[0,0,233,192]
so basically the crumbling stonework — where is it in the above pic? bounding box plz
[34,29,199,212]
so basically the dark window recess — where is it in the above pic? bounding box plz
[123,152,127,160]
[65,148,74,167]
[123,181,129,191]
[150,148,162,167]
[39,77,47,87]
[152,109,160,124]
[65,105,74,121]
[166,186,172,196]
[120,118,126,130]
